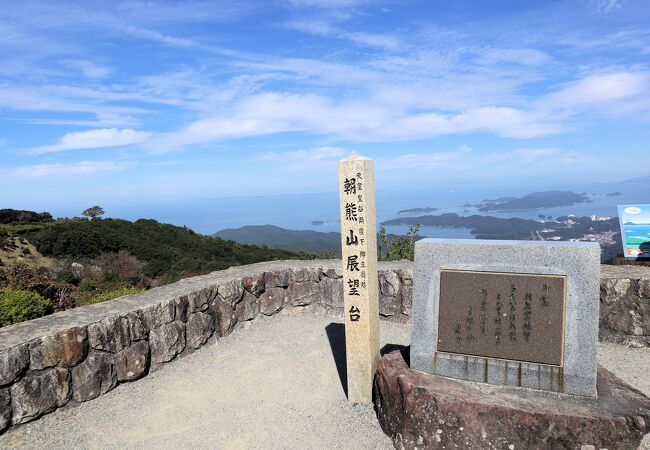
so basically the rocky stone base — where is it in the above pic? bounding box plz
[374,349,650,450]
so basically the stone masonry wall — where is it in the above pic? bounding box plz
[0,260,647,433]
[599,265,650,346]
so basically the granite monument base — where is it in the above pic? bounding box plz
[374,349,650,450]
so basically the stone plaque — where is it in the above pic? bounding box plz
[437,270,566,366]
[411,239,601,396]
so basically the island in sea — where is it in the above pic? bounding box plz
[397,207,439,215]
[474,191,592,212]
[380,213,620,260]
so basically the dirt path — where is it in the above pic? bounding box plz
[1,313,648,449]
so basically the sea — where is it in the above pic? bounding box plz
[90,179,650,239]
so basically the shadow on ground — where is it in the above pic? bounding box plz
[325,323,348,397]
[325,322,411,399]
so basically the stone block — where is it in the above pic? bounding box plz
[188,287,215,312]
[149,321,186,368]
[401,285,412,316]
[10,368,70,424]
[602,294,650,337]
[242,273,265,296]
[375,350,650,450]
[379,271,401,317]
[71,352,117,402]
[138,300,175,330]
[209,295,234,337]
[397,268,413,286]
[321,267,343,279]
[186,312,215,349]
[29,326,88,370]
[0,388,10,432]
[379,270,400,297]
[601,278,631,304]
[264,270,292,288]
[638,278,650,298]
[411,239,601,396]
[116,341,150,382]
[126,311,147,341]
[291,267,320,283]
[174,295,190,322]
[235,291,259,323]
[217,279,243,305]
[260,287,287,315]
[88,316,130,353]
[319,277,343,309]
[0,344,29,386]
[379,294,400,317]
[288,281,319,306]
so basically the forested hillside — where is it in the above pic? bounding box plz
[27,218,300,280]
[0,211,305,327]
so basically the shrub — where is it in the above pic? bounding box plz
[0,288,53,327]
[379,224,421,261]
[83,287,145,305]
[0,264,78,311]
[55,268,82,285]
[0,209,53,224]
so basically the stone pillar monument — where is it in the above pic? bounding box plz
[338,154,380,404]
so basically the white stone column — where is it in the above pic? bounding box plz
[338,154,380,404]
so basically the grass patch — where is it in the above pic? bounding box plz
[82,286,146,305]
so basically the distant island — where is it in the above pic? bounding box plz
[398,207,439,215]
[311,220,325,225]
[380,213,620,260]
[619,175,650,185]
[474,191,591,212]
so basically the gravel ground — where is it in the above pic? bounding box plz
[1,313,648,449]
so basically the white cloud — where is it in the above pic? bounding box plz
[122,26,199,48]
[8,160,136,178]
[378,107,560,140]
[255,146,349,169]
[257,146,347,161]
[286,20,401,50]
[386,146,580,173]
[515,148,560,162]
[62,60,112,78]
[476,48,551,66]
[590,0,625,13]
[28,128,151,155]
[389,146,473,168]
[544,71,649,110]
[149,92,559,151]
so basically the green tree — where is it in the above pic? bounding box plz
[82,206,105,219]
[378,224,421,261]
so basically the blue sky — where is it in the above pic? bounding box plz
[0,0,649,213]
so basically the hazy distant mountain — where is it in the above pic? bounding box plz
[619,175,650,184]
[214,225,341,255]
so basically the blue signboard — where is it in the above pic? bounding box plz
[618,205,650,259]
